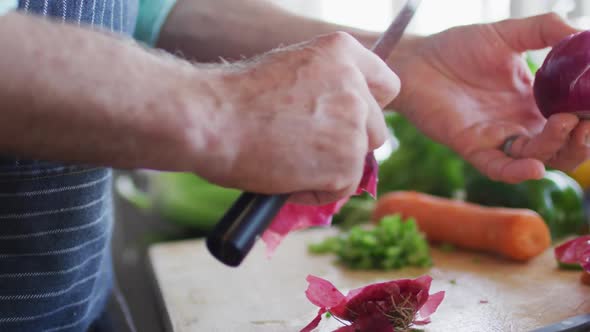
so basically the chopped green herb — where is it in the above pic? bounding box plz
[449,279,457,285]
[325,312,332,318]
[308,214,432,270]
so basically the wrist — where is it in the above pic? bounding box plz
[174,64,240,182]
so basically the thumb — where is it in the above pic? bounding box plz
[493,12,580,52]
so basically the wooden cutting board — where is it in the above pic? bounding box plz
[148,229,590,332]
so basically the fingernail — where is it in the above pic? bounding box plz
[585,134,590,147]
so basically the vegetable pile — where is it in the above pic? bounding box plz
[377,113,465,198]
[309,214,432,270]
[301,274,444,332]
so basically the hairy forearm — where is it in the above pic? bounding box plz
[0,13,222,172]
[156,0,380,62]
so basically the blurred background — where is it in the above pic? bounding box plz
[111,1,590,332]
[272,0,590,63]
[273,0,590,33]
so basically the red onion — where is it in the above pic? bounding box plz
[534,30,590,119]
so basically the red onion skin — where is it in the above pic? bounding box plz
[534,30,590,119]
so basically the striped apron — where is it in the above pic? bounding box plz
[0,0,138,330]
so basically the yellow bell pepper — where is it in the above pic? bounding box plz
[569,160,590,190]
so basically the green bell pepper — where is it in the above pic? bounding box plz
[465,169,587,240]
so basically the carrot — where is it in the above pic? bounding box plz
[581,271,590,286]
[372,191,551,261]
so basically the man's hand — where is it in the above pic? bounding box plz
[199,32,399,205]
[0,13,396,205]
[390,13,589,183]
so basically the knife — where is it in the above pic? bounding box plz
[530,314,590,332]
[206,0,423,267]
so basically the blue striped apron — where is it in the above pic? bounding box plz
[0,1,138,330]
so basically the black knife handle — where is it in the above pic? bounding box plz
[206,192,289,267]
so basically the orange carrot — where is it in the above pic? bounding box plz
[372,191,551,261]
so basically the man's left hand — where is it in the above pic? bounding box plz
[389,13,589,183]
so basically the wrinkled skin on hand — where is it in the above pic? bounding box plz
[206,32,399,206]
[390,13,590,183]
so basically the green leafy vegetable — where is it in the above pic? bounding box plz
[378,113,466,198]
[331,194,375,229]
[308,214,432,270]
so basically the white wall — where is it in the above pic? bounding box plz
[271,0,590,34]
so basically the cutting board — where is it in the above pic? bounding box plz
[148,229,590,332]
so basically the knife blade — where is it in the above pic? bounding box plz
[206,0,422,267]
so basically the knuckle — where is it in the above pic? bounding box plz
[322,150,365,194]
[323,91,368,124]
[322,31,356,48]
[340,90,366,109]
[337,63,360,79]
[326,164,360,193]
[323,172,353,193]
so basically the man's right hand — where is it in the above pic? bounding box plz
[0,14,396,205]
[190,32,400,205]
